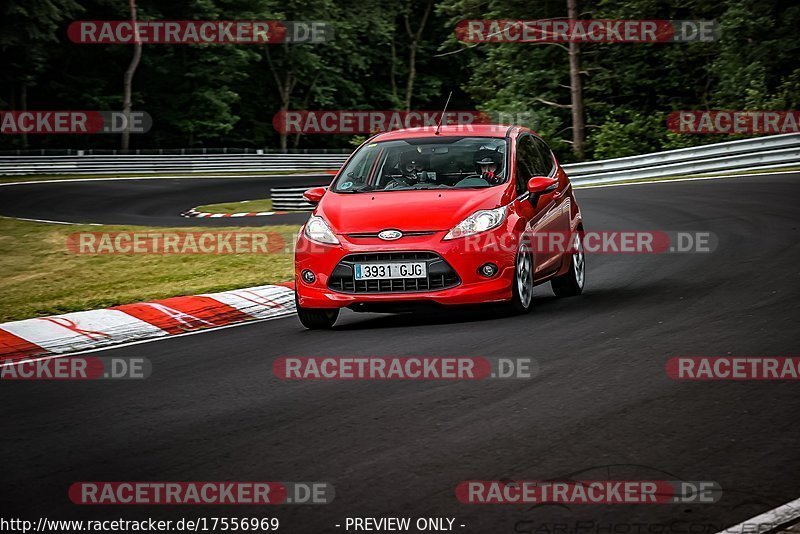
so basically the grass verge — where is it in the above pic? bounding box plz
[0,217,300,323]
[194,198,273,214]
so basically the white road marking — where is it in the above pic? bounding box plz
[714,496,800,534]
[1,215,102,226]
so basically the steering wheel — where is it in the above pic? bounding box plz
[383,175,413,189]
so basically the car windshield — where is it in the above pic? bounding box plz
[331,137,508,193]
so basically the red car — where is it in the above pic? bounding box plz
[293,124,585,329]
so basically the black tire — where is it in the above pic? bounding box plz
[508,239,534,313]
[551,232,585,297]
[295,294,339,329]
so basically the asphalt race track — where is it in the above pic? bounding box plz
[0,174,331,227]
[1,173,799,532]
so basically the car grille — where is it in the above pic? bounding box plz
[328,252,461,294]
[345,231,437,238]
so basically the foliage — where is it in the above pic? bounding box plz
[1,0,797,159]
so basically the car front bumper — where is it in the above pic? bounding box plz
[294,228,519,309]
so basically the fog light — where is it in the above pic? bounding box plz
[479,263,498,277]
[301,270,316,284]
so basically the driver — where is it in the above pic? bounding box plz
[401,153,427,178]
[473,148,504,184]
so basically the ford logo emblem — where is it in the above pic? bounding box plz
[378,229,403,241]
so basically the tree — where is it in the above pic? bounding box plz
[121,0,142,151]
[402,0,434,110]
[0,0,82,148]
[566,0,584,158]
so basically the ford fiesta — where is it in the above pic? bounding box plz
[293,124,585,329]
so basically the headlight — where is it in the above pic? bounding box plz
[443,206,507,240]
[304,215,340,245]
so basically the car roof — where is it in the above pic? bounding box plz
[370,124,527,142]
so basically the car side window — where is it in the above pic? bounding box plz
[515,135,535,195]
[531,136,555,176]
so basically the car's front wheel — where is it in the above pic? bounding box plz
[508,238,534,313]
[551,231,585,297]
[295,294,339,329]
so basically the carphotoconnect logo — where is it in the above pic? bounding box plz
[666,357,800,380]
[0,111,151,134]
[667,111,800,134]
[68,482,334,505]
[68,20,332,44]
[274,356,538,380]
[455,20,718,43]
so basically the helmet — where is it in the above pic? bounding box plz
[474,148,503,173]
[400,151,428,177]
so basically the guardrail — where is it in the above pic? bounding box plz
[567,133,800,185]
[0,153,350,176]
[564,133,800,176]
[271,187,323,211]
[0,147,351,156]
[2,133,797,210]
[270,133,800,210]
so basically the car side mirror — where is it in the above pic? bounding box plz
[303,187,327,204]
[527,177,558,195]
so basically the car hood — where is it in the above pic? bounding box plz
[317,187,508,233]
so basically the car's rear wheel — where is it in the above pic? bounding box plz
[508,238,534,313]
[295,293,339,329]
[551,232,585,297]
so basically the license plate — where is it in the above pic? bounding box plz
[354,262,427,280]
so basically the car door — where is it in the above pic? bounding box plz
[531,135,572,256]
[531,135,570,219]
[514,134,563,277]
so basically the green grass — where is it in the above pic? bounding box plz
[194,198,273,214]
[0,217,300,322]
